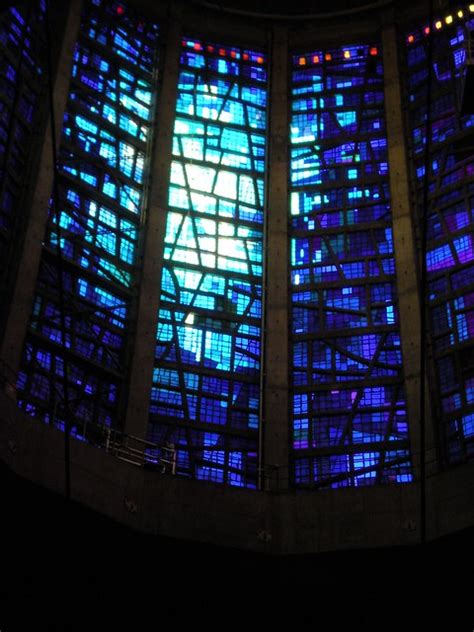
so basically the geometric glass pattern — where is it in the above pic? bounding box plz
[0,3,49,318]
[148,37,267,488]
[290,44,413,487]
[16,0,159,435]
[405,10,474,464]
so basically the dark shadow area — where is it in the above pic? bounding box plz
[1,460,473,630]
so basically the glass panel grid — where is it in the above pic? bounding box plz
[290,44,413,488]
[148,37,268,488]
[405,13,474,464]
[17,0,159,433]
[0,4,48,293]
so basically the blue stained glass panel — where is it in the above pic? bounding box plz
[0,5,48,295]
[290,45,412,488]
[149,37,268,488]
[17,0,159,434]
[405,13,474,464]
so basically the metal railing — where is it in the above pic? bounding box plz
[1,357,429,492]
[0,357,177,474]
[61,419,180,474]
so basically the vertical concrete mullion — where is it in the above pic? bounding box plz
[0,0,83,374]
[123,9,182,440]
[382,23,437,483]
[263,26,290,491]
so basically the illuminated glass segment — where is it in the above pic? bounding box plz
[290,45,412,487]
[17,0,158,434]
[149,38,267,487]
[0,4,48,306]
[405,13,474,464]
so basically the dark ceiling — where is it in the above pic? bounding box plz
[192,0,386,15]
[203,0,377,14]
[189,0,442,18]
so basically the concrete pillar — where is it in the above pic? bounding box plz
[0,0,83,374]
[382,23,438,483]
[123,8,182,439]
[262,26,290,491]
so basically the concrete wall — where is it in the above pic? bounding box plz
[0,0,473,557]
[4,391,472,555]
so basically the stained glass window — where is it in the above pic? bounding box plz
[405,11,474,464]
[290,45,413,487]
[148,38,268,488]
[0,3,49,315]
[17,0,159,436]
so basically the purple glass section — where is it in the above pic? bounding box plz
[406,14,474,464]
[290,45,412,488]
[0,6,47,281]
